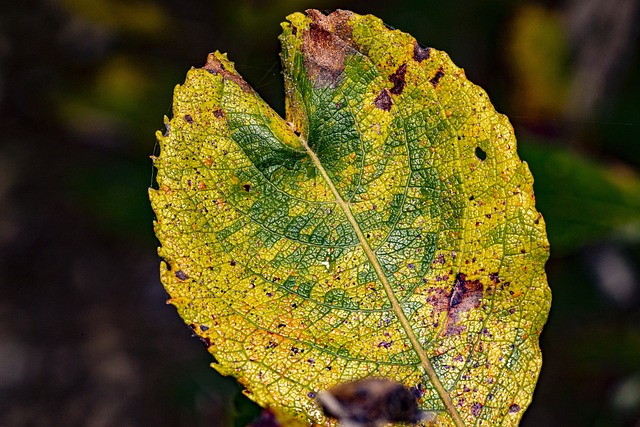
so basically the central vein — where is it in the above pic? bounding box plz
[300,138,465,427]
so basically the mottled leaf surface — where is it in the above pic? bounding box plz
[150,9,550,426]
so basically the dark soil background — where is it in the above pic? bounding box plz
[1,0,639,426]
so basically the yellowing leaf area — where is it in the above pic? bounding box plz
[149,9,551,427]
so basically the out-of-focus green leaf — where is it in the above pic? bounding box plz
[520,139,640,254]
[150,9,551,426]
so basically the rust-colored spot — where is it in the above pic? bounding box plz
[374,89,392,111]
[413,42,431,62]
[213,108,226,119]
[203,53,253,93]
[302,9,354,88]
[184,114,194,123]
[430,67,445,87]
[175,270,189,280]
[389,63,407,95]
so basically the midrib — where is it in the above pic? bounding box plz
[300,138,465,427]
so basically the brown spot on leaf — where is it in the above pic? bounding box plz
[444,273,484,335]
[430,67,445,87]
[413,42,431,62]
[389,63,407,95]
[175,270,189,280]
[449,274,483,309]
[242,183,251,192]
[203,53,253,93]
[302,9,354,87]
[213,108,225,119]
[184,114,193,123]
[509,404,521,413]
[374,89,392,111]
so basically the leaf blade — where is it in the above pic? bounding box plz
[150,9,551,426]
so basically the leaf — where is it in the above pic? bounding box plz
[149,9,551,427]
[519,139,640,254]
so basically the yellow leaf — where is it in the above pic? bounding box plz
[150,9,551,426]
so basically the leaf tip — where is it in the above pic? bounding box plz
[300,9,355,88]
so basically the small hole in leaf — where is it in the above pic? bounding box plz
[475,147,487,161]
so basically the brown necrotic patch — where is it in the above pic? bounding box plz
[203,53,253,93]
[430,66,445,88]
[213,108,226,119]
[389,63,407,95]
[374,89,392,111]
[413,42,431,62]
[444,273,484,335]
[427,273,485,336]
[302,9,354,88]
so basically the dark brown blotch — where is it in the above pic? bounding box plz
[389,63,407,95]
[413,42,431,62]
[449,273,483,309]
[374,89,393,111]
[443,273,484,335]
[430,66,445,87]
[213,108,226,119]
[175,270,189,280]
[184,114,194,123]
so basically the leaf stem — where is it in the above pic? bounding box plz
[301,138,466,427]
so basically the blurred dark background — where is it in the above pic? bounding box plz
[1,0,639,426]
